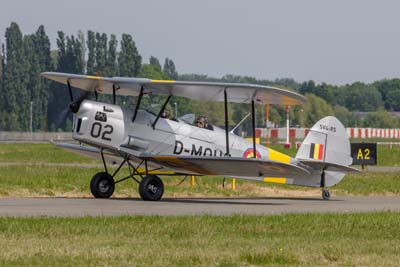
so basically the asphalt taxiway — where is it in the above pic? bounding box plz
[0,196,399,217]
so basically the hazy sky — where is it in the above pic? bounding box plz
[1,0,400,85]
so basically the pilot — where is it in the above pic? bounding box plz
[195,115,208,128]
[161,110,171,119]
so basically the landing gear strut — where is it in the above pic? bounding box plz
[320,167,330,200]
[89,149,165,201]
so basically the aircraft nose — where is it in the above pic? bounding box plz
[69,101,80,113]
[69,91,90,113]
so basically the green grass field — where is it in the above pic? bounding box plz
[0,212,399,266]
[0,143,97,164]
[1,144,400,266]
[0,143,399,197]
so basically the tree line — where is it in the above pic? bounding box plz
[0,22,178,131]
[1,22,400,132]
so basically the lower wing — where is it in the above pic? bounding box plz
[145,155,310,178]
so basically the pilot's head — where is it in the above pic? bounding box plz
[161,110,171,119]
[196,116,208,128]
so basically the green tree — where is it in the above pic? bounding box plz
[118,34,141,77]
[56,31,67,72]
[48,31,84,130]
[86,31,96,75]
[294,94,334,127]
[77,30,86,72]
[363,109,399,128]
[32,25,52,131]
[138,64,169,80]
[24,34,41,131]
[299,80,317,95]
[163,58,178,79]
[95,32,107,74]
[375,79,400,111]
[333,106,356,127]
[34,26,52,72]
[191,100,232,126]
[341,82,382,111]
[149,56,161,70]
[106,34,118,76]
[65,35,84,74]
[1,22,29,130]
[0,43,4,121]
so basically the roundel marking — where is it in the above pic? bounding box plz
[243,148,261,159]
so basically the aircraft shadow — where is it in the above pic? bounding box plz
[158,196,343,205]
[50,196,343,206]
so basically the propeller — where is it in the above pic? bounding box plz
[69,91,90,113]
[56,91,90,129]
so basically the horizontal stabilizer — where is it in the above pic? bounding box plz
[299,160,360,173]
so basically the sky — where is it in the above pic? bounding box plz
[1,0,400,85]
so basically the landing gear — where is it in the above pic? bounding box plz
[91,149,165,201]
[90,172,115,198]
[139,175,164,201]
[320,167,330,200]
[322,189,330,200]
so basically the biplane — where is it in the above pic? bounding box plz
[41,72,357,201]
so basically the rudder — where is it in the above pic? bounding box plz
[295,116,353,187]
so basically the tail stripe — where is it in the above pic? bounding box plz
[309,143,315,158]
[309,143,324,160]
[318,144,324,160]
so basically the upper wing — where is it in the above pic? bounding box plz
[145,155,310,178]
[41,72,305,105]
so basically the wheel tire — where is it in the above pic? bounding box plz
[139,175,164,201]
[322,189,331,200]
[90,172,115,198]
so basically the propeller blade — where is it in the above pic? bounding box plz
[56,90,89,129]
[56,107,71,129]
[69,91,90,113]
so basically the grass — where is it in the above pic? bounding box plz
[375,144,400,166]
[0,143,97,164]
[0,164,314,198]
[0,212,399,266]
[0,164,399,197]
[333,172,400,195]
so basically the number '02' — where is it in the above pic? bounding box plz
[90,122,113,141]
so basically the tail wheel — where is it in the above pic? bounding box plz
[322,189,331,200]
[139,175,164,201]
[90,172,115,198]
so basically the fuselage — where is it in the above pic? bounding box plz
[72,100,297,170]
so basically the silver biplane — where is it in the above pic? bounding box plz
[42,72,357,201]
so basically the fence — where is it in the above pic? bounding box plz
[0,132,73,142]
[255,128,400,140]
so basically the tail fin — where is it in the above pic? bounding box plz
[294,116,356,187]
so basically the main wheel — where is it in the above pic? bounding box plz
[139,175,164,201]
[90,172,115,198]
[322,189,331,200]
